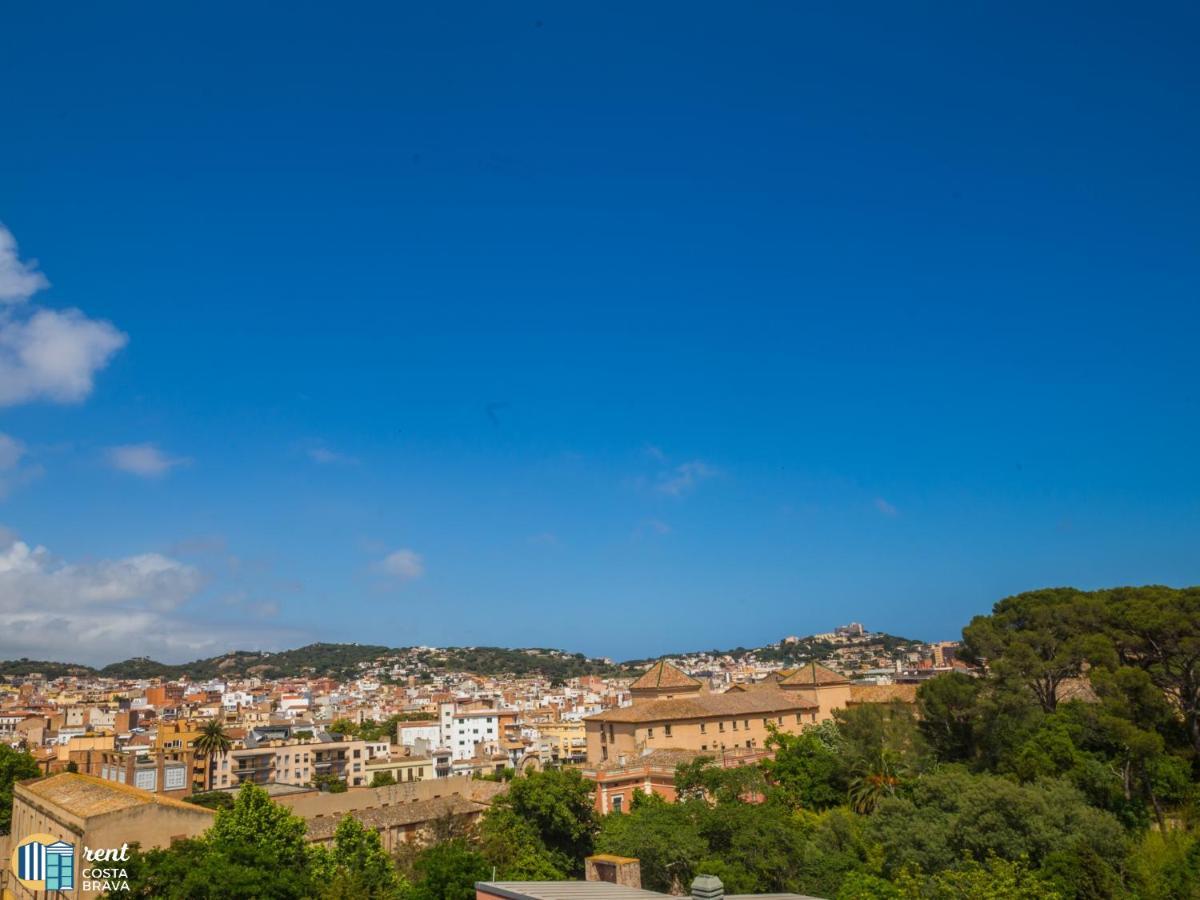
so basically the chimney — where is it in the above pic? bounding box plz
[691,875,724,900]
[585,855,641,889]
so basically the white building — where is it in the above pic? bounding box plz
[439,703,502,760]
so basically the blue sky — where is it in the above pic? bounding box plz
[0,2,1197,664]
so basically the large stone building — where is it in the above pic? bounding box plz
[583,661,851,768]
[4,773,214,899]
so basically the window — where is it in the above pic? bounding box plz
[732,720,738,731]
[796,714,802,724]
[763,718,769,728]
[746,740,753,749]
[647,728,654,739]
[612,795,623,813]
[664,724,672,737]
[718,721,725,732]
[778,717,783,725]
[700,722,707,734]
[701,744,708,751]
[744,720,749,729]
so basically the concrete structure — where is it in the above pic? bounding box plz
[5,773,214,898]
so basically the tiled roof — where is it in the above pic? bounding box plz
[592,748,701,772]
[778,663,849,687]
[585,689,817,724]
[847,683,918,704]
[20,773,216,818]
[304,794,486,840]
[629,661,701,692]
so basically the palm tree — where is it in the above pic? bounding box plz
[192,719,232,790]
[848,750,903,814]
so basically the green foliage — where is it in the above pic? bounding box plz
[309,815,409,899]
[194,719,233,757]
[119,782,317,899]
[409,838,490,900]
[762,720,847,811]
[867,768,1127,887]
[596,794,707,892]
[675,755,766,805]
[917,672,982,762]
[185,791,236,811]
[312,774,349,793]
[370,770,397,787]
[416,646,618,679]
[0,743,39,834]
[962,587,1116,712]
[486,768,596,875]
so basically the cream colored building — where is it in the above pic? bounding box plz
[5,773,214,899]
[583,661,851,766]
[361,754,434,785]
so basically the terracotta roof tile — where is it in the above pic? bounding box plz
[585,689,817,724]
[848,683,918,704]
[778,662,849,687]
[629,661,701,692]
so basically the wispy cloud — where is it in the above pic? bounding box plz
[0,225,127,407]
[308,445,358,465]
[107,443,190,478]
[874,497,899,517]
[0,433,24,471]
[375,548,424,581]
[634,518,673,538]
[656,460,718,497]
[0,433,42,500]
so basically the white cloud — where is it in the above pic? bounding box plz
[0,433,24,471]
[874,497,899,517]
[375,548,424,580]
[0,531,304,665]
[0,225,49,303]
[0,309,127,406]
[107,443,189,478]
[0,225,128,407]
[656,460,718,497]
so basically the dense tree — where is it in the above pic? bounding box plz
[675,755,766,805]
[761,721,846,811]
[310,815,409,899]
[485,768,595,875]
[595,794,707,893]
[867,767,1127,889]
[0,744,39,834]
[120,782,317,899]
[916,672,982,762]
[962,588,1115,712]
[409,838,490,900]
[1107,586,1200,756]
